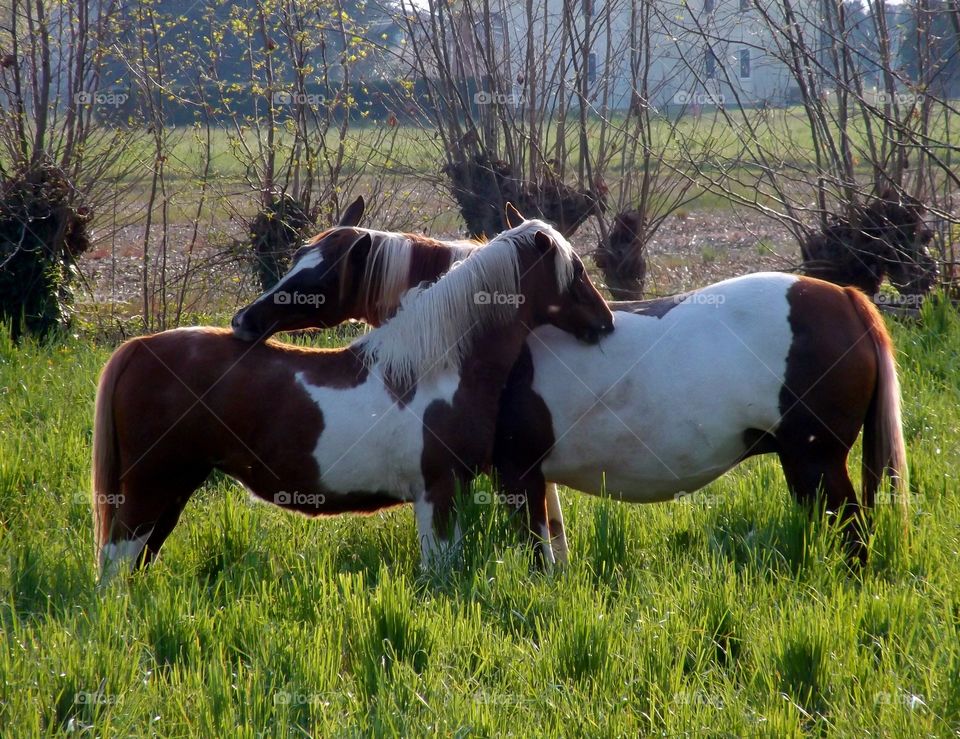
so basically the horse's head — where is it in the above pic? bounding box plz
[506,205,614,343]
[231,197,371,341]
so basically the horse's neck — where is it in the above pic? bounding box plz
[454,321,532,403]
[361,239,468,326]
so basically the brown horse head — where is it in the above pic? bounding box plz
[232,197,480,340]
[496,221,614,344]
[231,226,375,341]
[523,229,614,343]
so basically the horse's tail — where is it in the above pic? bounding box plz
[91,339,139,575]
[845,288,909,517]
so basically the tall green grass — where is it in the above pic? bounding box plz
[0,307,958,736]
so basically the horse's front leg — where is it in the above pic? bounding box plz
[544,483,569,566]
[413,476,463,570]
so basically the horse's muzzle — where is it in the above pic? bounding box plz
[231,312,260,342]
[577,319,615,345]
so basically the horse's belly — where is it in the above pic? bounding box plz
[539,377,752,500]
[530,291,792,502]
[542,440,743,502]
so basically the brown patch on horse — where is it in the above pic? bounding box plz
[738,427,778,460]
[490,344,558,556]
[379,371,418,408]
[407,237,466,287]
[776,277,881,556]
[778,278,878,458]
[417,324,531,537]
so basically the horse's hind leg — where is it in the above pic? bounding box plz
[99,471,205,583]
[778,449,866,562]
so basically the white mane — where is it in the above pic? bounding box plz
[356,220,576,387]
[356,230,478,322]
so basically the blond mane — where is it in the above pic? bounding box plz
[356,220,575,387]
[356,231,478,323]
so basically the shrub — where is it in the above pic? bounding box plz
[0,159,92,340]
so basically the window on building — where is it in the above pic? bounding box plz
[739,48,751,79]
[705,48,717,80]
[705,0,714,13]
[588,52,598,84]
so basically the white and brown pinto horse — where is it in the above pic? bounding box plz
[495,272,907,563]
[233,200,908,564]
[91,220,614,581]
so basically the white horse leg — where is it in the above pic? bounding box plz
[544,483,569,566]
[536,521,556,572]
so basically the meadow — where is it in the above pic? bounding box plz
[1,297,959,737]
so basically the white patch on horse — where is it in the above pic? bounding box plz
[414,495,463,569]
[98,530,152,585]
[530,272,798,501]
[292,367,460,497]
[537,521,555,568]
[242,248,327,318]
[414,496,440,565]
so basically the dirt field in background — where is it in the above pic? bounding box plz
[78,205,799,323]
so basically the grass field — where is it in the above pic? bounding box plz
[1,300,959,736]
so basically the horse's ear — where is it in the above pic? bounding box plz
[505,202,524,229]
[338,196,365,227]
[533,230,556,255]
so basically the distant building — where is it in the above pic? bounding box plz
[408,0,834,111]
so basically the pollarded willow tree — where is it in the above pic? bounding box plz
[0,0,141,339]
[647,0,957,296]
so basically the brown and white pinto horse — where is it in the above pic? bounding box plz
[233,203,909,564]
[494,272,907,563]
[91,220,614,581]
